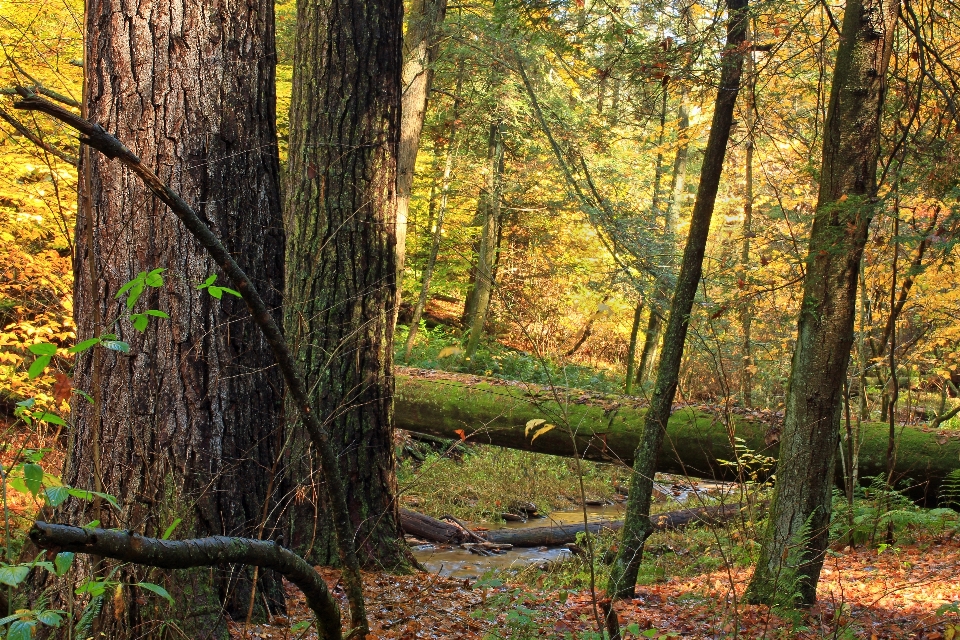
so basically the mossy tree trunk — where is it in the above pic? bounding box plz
[608,0,748,600]
[745,0,901,607]
[284,0,411,571]
[65,0,287,634]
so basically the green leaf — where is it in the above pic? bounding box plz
[115,273,142,299]
[131,313,149,332]
[101,341,130,353]
[36,413,66,426]
[54,552,74,576]
[207,286,223,299]
[145,268,165,287]
[291,620,312,632]
[36,610,64,627]
[205,274,217,285]
[146,309,169,318]
[85,520,100,528]
[136,582,173,604]
[28,354,52,379]
[23,463,43,496]
[15,398,35,408]
[92,491,120,510]
[161,518,182,540]
[0,613,25,626]
[44,486,69,506]
[0,565,30,587]
[68,337,101,353]
[73,389,94,404]
[220,287,241,297]
[76,578,108,597]
[126,281,145,309]
[7,620,36,640]
[28,342,57,356]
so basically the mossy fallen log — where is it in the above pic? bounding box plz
[395,368,960,503]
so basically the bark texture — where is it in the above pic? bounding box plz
[66,0,285,634]
[746,0,900,606]
[284,0,411,571]
[395,0,449,278]
[608,0,749,599]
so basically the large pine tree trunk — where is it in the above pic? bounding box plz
[64,0,286,635]
[395,0,449,281]
[746,0,900,606]
[284,0,411,571]
[608,0,748,600]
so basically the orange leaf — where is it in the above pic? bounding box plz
[454,429,466,441]
[52,372,72,404]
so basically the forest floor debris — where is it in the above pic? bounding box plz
[228,535,960,639]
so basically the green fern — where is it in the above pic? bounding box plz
[73,594,103,639]
[940,469,960,510]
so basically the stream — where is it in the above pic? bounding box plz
[411,476,736,578]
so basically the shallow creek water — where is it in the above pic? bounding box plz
[411,477,735,579]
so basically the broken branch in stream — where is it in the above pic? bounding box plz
[13,88,368,634]
[401,502,751,547]
[29,522,342,640]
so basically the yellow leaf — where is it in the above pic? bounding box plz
[530,424,556,442]
[525,418,547,437]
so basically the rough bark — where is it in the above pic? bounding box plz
[17,91,372,634]
[400,503,746,546]
[393,368,960,497]
[395,0,449,280]
[746,0,901,606]
[30,522,343,640]
[284,0,411,573]
[62,0,286,632]
[608,0,749,599]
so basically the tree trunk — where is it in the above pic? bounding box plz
[746,0,901,606]
[624,299,644,395]
[608,0,748,600]
[464,122,505,360]
[395,0,449,281]
[636,91,690,386]
[63,0,286,634]
[284,0,411,572]
[740,20,756,408]
[404,75,463,361]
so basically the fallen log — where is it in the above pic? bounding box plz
[401,503,746,547]
[395,368,960,502]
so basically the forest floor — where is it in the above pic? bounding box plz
[227,532,960,639]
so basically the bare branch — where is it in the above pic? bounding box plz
[30,522,342,640]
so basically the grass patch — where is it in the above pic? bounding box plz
[398,444,629,523]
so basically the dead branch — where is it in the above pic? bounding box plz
[30,522,342,640]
